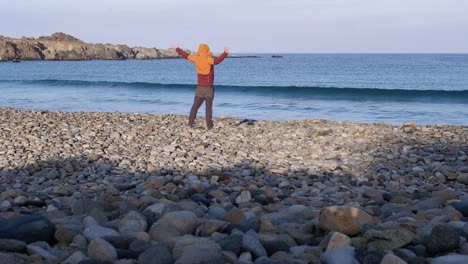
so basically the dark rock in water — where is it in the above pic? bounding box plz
[424,224,460,255]
[191,193,212,206]
[0,214,55,243]
[450,201,468,216]
[138,245,174,264]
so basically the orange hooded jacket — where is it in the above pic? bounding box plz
[176,44,228,87]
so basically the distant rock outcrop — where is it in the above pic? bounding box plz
[0,32,186,61]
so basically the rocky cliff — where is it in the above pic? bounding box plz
[0,32,182,61]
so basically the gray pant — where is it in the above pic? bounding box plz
[189,86,214,129]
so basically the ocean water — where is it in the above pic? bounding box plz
[0,54,467,125]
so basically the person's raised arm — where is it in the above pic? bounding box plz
[171,44,190,59]
[214,47,229,65]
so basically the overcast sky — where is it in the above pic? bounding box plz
[1,0,467,53]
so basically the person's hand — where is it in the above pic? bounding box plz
[224,47,230,53]
[170,44,179,50]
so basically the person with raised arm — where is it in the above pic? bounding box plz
[171,44,229,130]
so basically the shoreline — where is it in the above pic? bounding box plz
[1,106,467,127]
[0,107,467,263]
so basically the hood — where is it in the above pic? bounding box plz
[198,44,212,57]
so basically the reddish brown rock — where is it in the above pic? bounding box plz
[319,206,375,235]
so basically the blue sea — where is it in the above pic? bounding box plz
[0,54,467,125]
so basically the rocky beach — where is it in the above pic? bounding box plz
[0,107,467,264]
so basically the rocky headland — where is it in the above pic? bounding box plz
[0,32,184,61]
[0,107,467,264]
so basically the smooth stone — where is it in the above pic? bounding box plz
[172,235,217,258]
[432,190,459,201]
[138,244,174,264]
[230,218,261,233]
[394,248,417,263]
[326,232,352,251]
[459,242,468,255]
[380,253,408,264]
[174,241,224,264]
[381,203,410,218]
[145,203,165,215]
[257,233,297,255]
[215,234,243,254]
[88,238,118,263]
[430,254,468,264]
[55,225,80,244]
[102,235,136,250]
[190,194,211,207]
[26,244,59,263]
[119,211,148,234]
[363,228,414,251]
[0,238,27,252]
[450,202,468,216]
[115,260,137,264]
[320,246,359,264]
[83,216,100,228]
[62,251,89,264]
[207,207,227,219]
[319,206,375,235]
[236,190,252,204]
[71,234,88,251]
[0,252,16,264]
[254,256,287,264]
[155,210,198,235]
[276,223,315,245]
[0,214,55,243]
[412,198,445,211]
[223,208,247,224]
[239,251,253,262]
[76,258,112,264]
[83,226,119,241]
[243,230,268,258]
[197,219,229,236]
[148,224,181,245]
[129,239,151,253]
[424,224,460,255]
[116,248,139,260]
